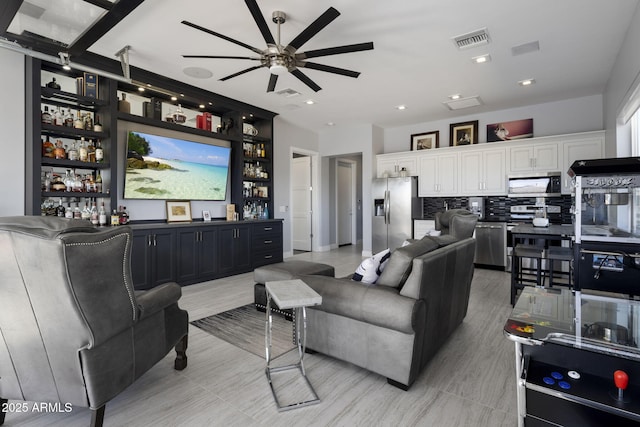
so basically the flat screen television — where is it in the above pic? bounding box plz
[123,130,231,200]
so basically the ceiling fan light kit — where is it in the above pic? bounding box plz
[182,0,374,93]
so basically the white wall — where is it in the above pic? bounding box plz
[384,94,604,154]
[273,117,320,256]
[604,2,640,157]
[0,50,25,216]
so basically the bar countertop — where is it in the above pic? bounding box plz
[511,224,574,238]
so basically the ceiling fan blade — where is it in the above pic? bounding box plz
[219,65,264,81]
[183,55,260,60]
[181,20,263,55]
[298,61,360,78]
[291,69,322,92]
[297,42,374,59]
[244,0,276,45]
[267,74,278,92]
[285,7,340,52]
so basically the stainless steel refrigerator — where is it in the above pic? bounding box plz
[372,176,420,253]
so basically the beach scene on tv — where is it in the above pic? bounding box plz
[124,131,230,200]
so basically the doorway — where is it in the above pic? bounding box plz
[292,154,312,252]
[337,159,357,247]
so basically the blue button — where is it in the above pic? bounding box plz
[543,377,555,385]
[558,381,571,389]
[551,372,564,380]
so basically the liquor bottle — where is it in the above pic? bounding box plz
[98,201,107,226]
[73,173,83,192]
[81,203,91,221]
[93,115,103,132]
[83,112,93,131]
[41,106,52,125]
[87,139,96,162]
[85,173,94,193]
[94,170,103,193]
[43,171,51,192]
[90,202,99,225]
[74,111,84,129]
[173,104,187,124]
[64,169,74,192]
[78,137,88,162]
[54,107,64,126]
[65,203,74,219]
[119,206,130,225]
[118,93,131,113]
[95,140,104,163]
[73,203,81,219]
[67,140,78,161]
[42,136,54,158]
[46,77,61,90]
[260,143,266,158]
[111,209,119,226]
[53,140,66,160]
[64,109,74,127]
[263,203,269,219]
[56,199,66,217]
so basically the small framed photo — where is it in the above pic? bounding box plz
[202,210,212,222]
[450,120,479,146]
[411,131,439,151]
[166,200,192,223]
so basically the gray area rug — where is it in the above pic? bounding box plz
[191,304,294,359]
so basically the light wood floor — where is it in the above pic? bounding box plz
[5,244,517,426]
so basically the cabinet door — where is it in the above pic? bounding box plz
[562,137,604,193]
[131,230,152,290]
[438,154,458,195]
[218,225,251,275]
[509,146,535,173]
[232,225,252,272]
[377,156,417,178]
[460,151,483,194]
[483,149,507,194]
[151,229,177,287]
[176,228,199,284]
[532,143,559,171]
[418,155,438,196]
[198,228,218,279]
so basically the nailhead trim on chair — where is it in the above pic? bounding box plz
[65,233,136,321]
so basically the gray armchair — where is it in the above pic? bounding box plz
[0,216,188,427]
[434,208,478,239]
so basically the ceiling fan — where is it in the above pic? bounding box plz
[181,0,374,92]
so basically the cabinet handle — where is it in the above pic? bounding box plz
[264,227,273,231]
[264,240,272,244]
[147,235,152,247]
[264,255,273,259]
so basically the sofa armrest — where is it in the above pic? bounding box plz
[136,282,182,319]
[302,275,422,334]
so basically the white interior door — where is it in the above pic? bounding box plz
[292,156,312,251]
[338,161,353,246]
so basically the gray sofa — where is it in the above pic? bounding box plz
[302,233,476,390]
[0,216,188,427]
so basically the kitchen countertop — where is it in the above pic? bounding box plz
[511,223,574,237]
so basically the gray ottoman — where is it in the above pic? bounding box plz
[254,260,335,319]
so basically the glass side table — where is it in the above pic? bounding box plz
[265,279,322,411]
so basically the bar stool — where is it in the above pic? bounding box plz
[546,246,573,288]
[511,244,545,305]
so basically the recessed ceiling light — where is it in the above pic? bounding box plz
[449,94,461,100]
[305,99,315,105]
[326,122,335,126]
[518,78,536,86]
[396,105,406,110]
[199,104,205,108]
[472,54,491,64]
[208,102,213,105]
[180,93,184,97]
[171,96,178,101]
[137,87,145,92]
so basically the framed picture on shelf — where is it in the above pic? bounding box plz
[450,120,478,146]
[202,210,211,222]
[486,118,533,142]
[411,131,439,150]
[166,200,192,223]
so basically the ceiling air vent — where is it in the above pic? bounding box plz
[453,28,490,50]
[442,96,483,111]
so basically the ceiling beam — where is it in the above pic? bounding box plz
[0,0,23,34]
[68,0,145,56]
[83,0,115,10]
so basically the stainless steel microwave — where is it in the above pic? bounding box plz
[507,172,562,197]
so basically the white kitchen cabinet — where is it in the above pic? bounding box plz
[509,142,559,174]
[418,152,458,196]
[561,133,604,193]
[377,153,417,178]
[460,147,506,195]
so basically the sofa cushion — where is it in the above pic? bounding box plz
[376,237,439,288]
[428,234,459,247]
[352,248,391,284]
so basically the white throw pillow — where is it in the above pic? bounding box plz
[352,249,391,284]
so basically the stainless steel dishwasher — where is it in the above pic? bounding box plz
[474,222,507,268]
